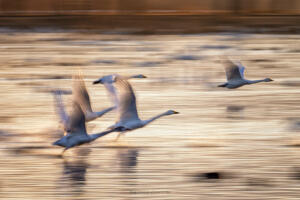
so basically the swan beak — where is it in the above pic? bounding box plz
[93,79,102,84]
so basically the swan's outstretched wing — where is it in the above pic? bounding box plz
[224,59,245,81]
[53,90,87,135]
[53,91,69,130]
[114,76,140,123]
[103,82,119,108]
[68,101,88,135]
[72,73,93,114]
[235,61,245,79]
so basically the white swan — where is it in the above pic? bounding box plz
[218,59,273,89]
[93,75,179,140]
[52,91,116,153]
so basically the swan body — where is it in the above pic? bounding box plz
[218,59,273,89]
[52,74,116,152]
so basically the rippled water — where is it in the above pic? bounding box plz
[1,31,300,199]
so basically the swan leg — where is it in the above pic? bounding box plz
[114,133,121,141]
[61,147,69,156]
[114,133,122,142]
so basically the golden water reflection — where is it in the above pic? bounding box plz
[0,31,300,199]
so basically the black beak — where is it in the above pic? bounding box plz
[93,79,102,84]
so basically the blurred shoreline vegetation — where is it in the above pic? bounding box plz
[0,0,299,33]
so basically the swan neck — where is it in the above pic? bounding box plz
[247,79,265,84]
[143,112,168,125]
[89,128,116,141]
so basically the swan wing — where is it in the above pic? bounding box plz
[114,76,140,123]
[224,59,244,81]
[68,101,88,135]
[72,73,93,114]
[236,61,246,79]
[53,91,69,130]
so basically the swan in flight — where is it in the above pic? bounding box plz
[73,73,114,122]
[93,75,179,141]
[218,59,273,89]
[52,91,117,153]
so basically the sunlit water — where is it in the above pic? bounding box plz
[1,31,300,199]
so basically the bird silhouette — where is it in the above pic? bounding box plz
[218,59,273,89]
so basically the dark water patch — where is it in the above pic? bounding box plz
[91,59,118,65]
[260,65,278,69]
[290,167,300,180]
[288,49,300,53]
[17,81,46,87]
[246,178,273,187]
[226,105,245,119]
[0,130,15,140]
[136,61,162,67]
[200,45,231,49]
[249,47,281,51]
[186,142,224,148]
[12,145,49,152]
[192,171,232,181]
[9,146,63,159]
[136,47,160,52]
[57,62,79,67]
[25,58,51,63]
[0,115,14,123]
[37,37,74,42]
[203,172,220,179]
[280,81,300,87]
[226,105,245,113]
[284,143,300,148]
[251,59,274,63]
[173,55,200,61]
[61,40,119,46]
[7,74,70,81]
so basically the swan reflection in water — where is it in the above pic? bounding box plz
[59,148,91,194]
[117,149,139,173]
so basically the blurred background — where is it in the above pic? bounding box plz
[1,0,300,199]
[1,0,300,32]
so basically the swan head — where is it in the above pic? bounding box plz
[264,78,273,82]
[165,110,179,115]
[131,74,147,79]
[93,74,117,84]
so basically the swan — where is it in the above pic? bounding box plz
[218,59,273,89]
[52,91,117,153]
[93,75,179,140]
[73,73,114,122]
